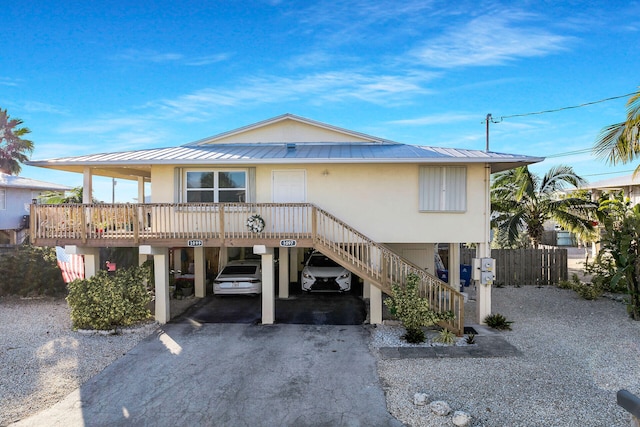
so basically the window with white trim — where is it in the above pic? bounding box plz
[419,166,466,212]
[185,170,246,203]
[0,189,5,210]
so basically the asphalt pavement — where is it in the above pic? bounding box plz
[13,305,402,426]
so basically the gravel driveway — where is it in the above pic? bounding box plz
[2,286,640,426]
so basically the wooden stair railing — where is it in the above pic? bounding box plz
[311,206,464,335]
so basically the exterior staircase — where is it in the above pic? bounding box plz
[311,206,465,335]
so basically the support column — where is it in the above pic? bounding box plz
[289,248,300,285]
[477,163,492,324]
[173,249,182,273]
[369,282,382,325]
[278,247,289,299]
[82,167,92,203]
[254,245,274,325]
[137,176,145,204]
[363,280,371,299]
[449,243,461,291]
[194,246,206,298]
[219,246,228,270]
[65,246,100,278]
[141,245,170,324]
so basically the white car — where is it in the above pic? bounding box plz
[301,252,351,292]
[213,260,262,295]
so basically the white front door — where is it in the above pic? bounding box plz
[272,170,307,234]
[272,170,306,203]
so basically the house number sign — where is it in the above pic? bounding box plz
[279,239,297,247]
[187,239,203,247]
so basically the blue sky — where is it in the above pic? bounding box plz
[2,0,640,202]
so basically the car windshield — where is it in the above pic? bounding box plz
[307,255,338,267]
[221,265,258,275]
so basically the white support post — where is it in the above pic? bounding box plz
[278,247,289,299]
[363,280,371,299]
[369,282,382,325]
[137,176,145,204]
[254,245,274,325]
[449,243,461,291]
[140,246,170,324]
[82,167,92,204]
[194,246,206,298]
[477,163,493,324]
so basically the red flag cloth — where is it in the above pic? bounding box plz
[55,246,85,283]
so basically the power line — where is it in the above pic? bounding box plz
[582,169,636,178]
[544,147,593,158]
[496,90,640,121]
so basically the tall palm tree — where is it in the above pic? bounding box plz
[491,165,598,248]
[593,90,640,170]
[0,109,34,175]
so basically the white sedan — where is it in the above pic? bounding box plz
[301,252,351,292]
[213,260,262,295]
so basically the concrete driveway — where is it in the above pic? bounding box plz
[14,320,403,426]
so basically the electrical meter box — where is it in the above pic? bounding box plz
[472,258,496,285]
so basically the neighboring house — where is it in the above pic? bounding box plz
[27,114,542,332]
[0,173,70,245]
[584,174,640,206]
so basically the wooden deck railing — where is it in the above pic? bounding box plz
[31,202,464,333]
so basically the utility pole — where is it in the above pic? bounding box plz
[485,113,492,152]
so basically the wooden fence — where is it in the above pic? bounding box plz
[461,247,568,286]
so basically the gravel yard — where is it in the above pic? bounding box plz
[2,286,640,426]
[0,297,158,426]
[373,286,640,427]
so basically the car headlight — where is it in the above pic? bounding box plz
[302,272,313,279]
[339,272,350,279]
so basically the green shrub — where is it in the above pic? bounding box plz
[484,313,513,330]
[384,273,455,343]
[0,245,66,297]
[66,265,152,330]
[558,273,603,300]
[433,328,456,345]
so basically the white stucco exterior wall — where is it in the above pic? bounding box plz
[150,162,488,244]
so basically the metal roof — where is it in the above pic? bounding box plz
[27,142,543,174]
[0,172,71,191]
[583,174,640,190]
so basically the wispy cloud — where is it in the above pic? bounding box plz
[185,53,232,66]
[388,113,479,126]
[22,101,69,115]
[111,50,231,66]
[0,76,21,87]
[411,9,573,68]
[150,70,438,120]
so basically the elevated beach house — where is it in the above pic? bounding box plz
[27,114,542,333]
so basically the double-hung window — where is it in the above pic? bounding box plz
[419,166,466,212]
[185,171,246,203]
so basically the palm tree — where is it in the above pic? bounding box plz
[593,90,640,170]
[0,109,34,175]
[38,186,86,204]
[491,165,598,248]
